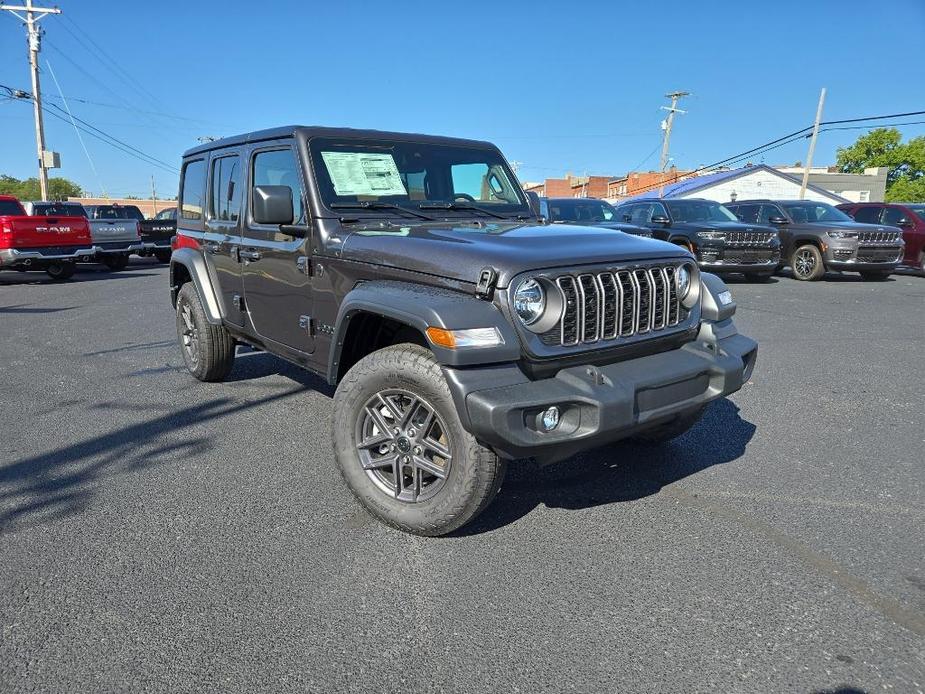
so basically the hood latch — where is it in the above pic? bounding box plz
[475,266,497,300]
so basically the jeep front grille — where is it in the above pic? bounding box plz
[725,231,776,245]
[547,265,683,347]
[858,230,901,244]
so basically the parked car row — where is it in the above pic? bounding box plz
[0,197,177,280]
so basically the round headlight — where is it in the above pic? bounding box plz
[676,265,691,300]
[514,278,546,326]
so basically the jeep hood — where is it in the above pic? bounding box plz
[337,221,688,287]
[682,221,774,232]
[804,220,901,233]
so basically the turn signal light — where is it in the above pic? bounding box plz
[425,326,504,349]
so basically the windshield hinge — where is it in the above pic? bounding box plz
[475,267,497,300]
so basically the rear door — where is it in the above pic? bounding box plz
[240,142,314,353]
[204,151,246,327]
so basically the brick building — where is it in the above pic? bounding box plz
[607,167,692,200]
[523,174,615,198]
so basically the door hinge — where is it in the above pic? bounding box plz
[296,255,311,275]
[298,315,314,333]
[475,266,497,300]
[232,293,244,311]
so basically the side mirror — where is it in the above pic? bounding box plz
[651,214,670,226]
[768,216,789,225]
[525,191,542,217]
[897,218,912,227]
[253,185,294,225]
[621,214,632,223]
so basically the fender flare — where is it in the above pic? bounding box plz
[328,280,522,383]
[669,235,694,250]
[169,247,223,325]
[700,271,736,322]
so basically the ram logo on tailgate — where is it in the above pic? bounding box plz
[35,225,73,233]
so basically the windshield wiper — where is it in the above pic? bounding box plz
[418,201,512,220]
[329,201,435,221]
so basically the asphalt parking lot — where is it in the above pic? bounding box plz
[1,261,923,693]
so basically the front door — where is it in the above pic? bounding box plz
[203,151,246,327]
[241,144,314,354]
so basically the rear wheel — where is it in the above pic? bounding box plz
[631,405,706,444]
[791,244,825,281]
[154,249,172,263]
[918,252,925,274]
[860,271,891,281]
[45,262,75,281]
[175,283,235,382]
[102,254,129,271]
[332,343,505,536]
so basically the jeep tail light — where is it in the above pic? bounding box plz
[173,233,200,251]
[135,221,142,239]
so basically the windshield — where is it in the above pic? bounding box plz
[665,200,738,223]
[33,203,87,217]
[905,205,925,218]
[309,137,529,219]
[155,207,176,220]
[547,199,619,223]
[90,205,144,220]
[780,202,852,223]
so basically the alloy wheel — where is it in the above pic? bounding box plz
[354,389,452,503]
[179,301,200,368]
[794,249,816,279]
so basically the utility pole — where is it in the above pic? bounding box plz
[151,175,157,217]
[799,87,826,200]
[658,91,689,197]
[1,0,61,201]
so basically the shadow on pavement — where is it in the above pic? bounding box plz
[0,271,159,286]
[0,388,304,533]
[0,304,78,314]
[457,398,756,535]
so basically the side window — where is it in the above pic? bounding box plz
[757,205,782,224]
[650,202,668,220]
[210,155,241,222]
[180,159,206,221]
[733,204,756,222]
[251,148,304,224]
[881,207,908,226]
[852,206,881,224]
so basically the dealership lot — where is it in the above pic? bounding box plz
[1,262,923,692]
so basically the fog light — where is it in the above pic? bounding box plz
[541,406,560,432]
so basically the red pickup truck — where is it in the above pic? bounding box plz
[0,195,95,280]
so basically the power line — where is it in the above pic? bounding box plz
[820,110,925,126]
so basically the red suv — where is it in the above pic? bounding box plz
[837,202,925,273]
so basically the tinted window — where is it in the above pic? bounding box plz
[730,204,758,223]
[779,202,851,223]
[155,207,176,220]
[881,207,908,226]
[665,200,737,223]
[88,205,143,220]
[252,149,304,224]
[33,203,87,217]
[905,205,925,219]
[547,199,618,223]
[0,200,24,216]
[180,159,206,220]
[851,206,881,224]
[758,204,785,224]
[210,155,241,222]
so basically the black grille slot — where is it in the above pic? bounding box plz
[578,274,600,342]
[649,268,667,330]
[598,273,619,340]
[557,276,579,346]
[634,269,652,334]
[617,271,635,336]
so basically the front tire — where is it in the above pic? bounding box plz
[45,262,75,281]
[332,343,505,536]
[102,254,129,271]
[631,405,706,444]
[175,283,235,382]
[791,244,825,281]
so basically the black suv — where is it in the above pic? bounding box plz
[614,198,781,280]
[170,126,757,535]
[540,197,653,237]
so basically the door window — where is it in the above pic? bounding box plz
[851,206,882,224]
[251,148,304,224]
[881,207,908,226]
[758,204,785,224]
[731,204,758,223]
[180,159,206,220]
[210,155,242,222]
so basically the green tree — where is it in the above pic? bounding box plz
[836,128,925,202]
[0,174,83,201]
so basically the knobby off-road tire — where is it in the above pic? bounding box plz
[791,244,825,281]
[45,262,75,281]
[155,249,172,264]
[102,254,130,271]
[175,283,235,382]
[859,271,891,281]
[631,405,707,444]
[332,343,506,536]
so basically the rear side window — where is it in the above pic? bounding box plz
[210,155,241,222]
[0,200,24,216]
[851,206,881,224]
[180,159,206,220]
[34,203,87,217]
[252,148,304,224]
[881,207,908,226]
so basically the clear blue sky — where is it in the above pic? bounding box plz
[1,0,923,198]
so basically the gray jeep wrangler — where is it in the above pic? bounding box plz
[170,126,758,535]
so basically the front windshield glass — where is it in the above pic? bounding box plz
[547,199,618,223]
[91,205,144,220]
[780,202,852,223]
[665,200,738,223]
[33,203,87,217]
[905,205,925,217]
[309,137,529,218]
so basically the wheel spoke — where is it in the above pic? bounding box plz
[421,437,451,461]
[392,458,405,498]
[181,306,194,331]
[364,406,394,442]
[412,454,448,479]
[376,393,403,423]
[399,397,422,429]
[357,430,393,451]
[362,453,397,471]
[414,407,435,440]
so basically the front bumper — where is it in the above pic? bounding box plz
[445,322,757,463]
[824,245,903,272]
[696,244,780,273]
[0,245,98,268]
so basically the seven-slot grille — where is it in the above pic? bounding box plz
[858,230,901,244]
[547,265,683,347]
[724,231,776,245]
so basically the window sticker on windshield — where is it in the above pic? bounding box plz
[320,152,407,197]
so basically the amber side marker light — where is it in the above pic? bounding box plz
[425,327,504,349]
